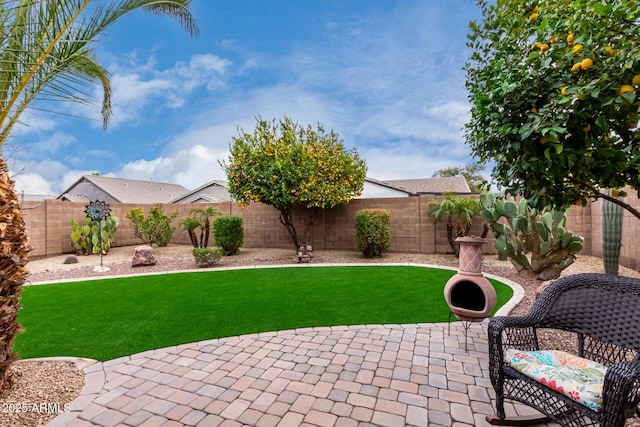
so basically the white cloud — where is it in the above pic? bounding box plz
[11,157,96,196]
[119,144,227,190]
[77,52,233,128]
[13,172,55,195]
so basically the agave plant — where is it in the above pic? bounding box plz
[0,0,197,389]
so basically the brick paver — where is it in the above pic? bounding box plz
[47,320,562,427]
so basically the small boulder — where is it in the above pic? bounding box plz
[132,245,156,267]
[537,264,561,281]
[63,255,78,264]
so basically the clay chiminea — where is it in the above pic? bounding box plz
[444,236,497,322]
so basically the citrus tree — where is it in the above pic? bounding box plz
[222,117,367,250]
[0,0,196,389]
[465,0,640,216]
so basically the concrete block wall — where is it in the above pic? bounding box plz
[21,195,640,272]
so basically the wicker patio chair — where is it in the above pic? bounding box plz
[486,273,640,427]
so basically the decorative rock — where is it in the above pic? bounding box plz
[63,255,78,264]
[538,264,561,281]
[132,245,156,267]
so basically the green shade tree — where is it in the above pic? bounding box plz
[432,162,486,192]
[465,0,640,217]
[222,116,367,251]
[0,0,196,389]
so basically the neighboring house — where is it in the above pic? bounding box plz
[170,180,231,204]
[358,176,472,198]
[386,176,472,194]
[19,193,56,203]
[359,178,417,198]
[169,177,473,202]
[57,175,188,204]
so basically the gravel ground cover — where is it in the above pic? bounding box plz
[3,244,639,426]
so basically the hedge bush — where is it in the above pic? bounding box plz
[355,209,391,258]
[213,216,244,256]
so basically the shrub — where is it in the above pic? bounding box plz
[355,209,391,258]
[193,247,223,267]
[213,216,244,256]
[126,206,178,247]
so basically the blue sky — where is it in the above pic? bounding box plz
[11,0,483,196]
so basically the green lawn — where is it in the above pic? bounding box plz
[15,266,513,361]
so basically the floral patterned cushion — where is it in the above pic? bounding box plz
[506,349,607,412]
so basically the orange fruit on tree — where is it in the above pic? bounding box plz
[572,44,583,54]
[571,63,581,72]
[561,86,568,96]
[605,46,615,56]
[633,75,640,86]
[566,32,576,45]
[529,12,538,21]
[620,85,635,94]
[580,58,593,70]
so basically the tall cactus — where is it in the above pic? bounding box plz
[601,190,624,275]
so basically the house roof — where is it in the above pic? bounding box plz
[58,175,188,204]
[19,193,57,202]
[383,176,472,194]
[364,178,417,196]
[59,193,90,203]
[170,179,230,204]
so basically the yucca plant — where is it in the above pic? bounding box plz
[0,0,197,390]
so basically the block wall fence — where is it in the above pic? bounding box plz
[21,193,640,271]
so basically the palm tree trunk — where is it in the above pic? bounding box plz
[0,158,32,390]
[203,220,210,248]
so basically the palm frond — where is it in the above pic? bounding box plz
[0,0,198,146]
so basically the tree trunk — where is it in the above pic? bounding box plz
[278,208,300,251]
[187,230,198,248]
[446,219,460,257]
[0,158,32,390]
[300,208,317,247]
[203,220,210,249]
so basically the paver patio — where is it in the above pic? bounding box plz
[46,322,556,427]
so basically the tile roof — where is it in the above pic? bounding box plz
[59,175,188,204]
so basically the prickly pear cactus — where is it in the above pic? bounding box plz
[480,194,584,280]
[70,218,92,255]
[601,190,624,275]
[70,216,119,255]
